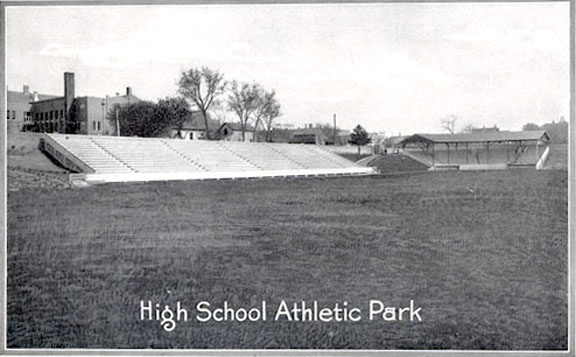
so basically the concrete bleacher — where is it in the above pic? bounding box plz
[42,134,375,183]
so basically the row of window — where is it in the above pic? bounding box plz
[6,111,33,121]
[35,110,65,122]
[7,108,103,133]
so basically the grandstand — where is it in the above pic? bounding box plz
[40,134,375,184]
[396,131,551,170]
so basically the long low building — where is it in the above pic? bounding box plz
[395,130,551,170]
[40,134,376,184]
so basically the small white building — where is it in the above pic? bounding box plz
[164,112,208,140]
[217,122,255,142]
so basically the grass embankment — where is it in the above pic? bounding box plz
[7,132,70,190]
[7,169,567,349]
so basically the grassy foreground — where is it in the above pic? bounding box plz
[7,169,568,349]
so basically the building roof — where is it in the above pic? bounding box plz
[398,130,549,145]
[177,112,208,130]
[8,90,59,104]
[217,122,255,132]
[291,128,325,136]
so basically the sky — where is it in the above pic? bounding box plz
[6,2,571,135]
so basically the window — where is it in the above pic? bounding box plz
[97,121,101,131]
[6,110,9,120]
[55,111,59,120]
[60,110,64,118]
[50,111,53,120]
[93,121,96,131]
[24,112,31,121]
[189,133,194,140]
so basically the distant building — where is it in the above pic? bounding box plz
[328,129,351,146]
[471,125,500,133]
[162,112,209,140]
[216,122,254,142]
[8,72,140,135]
[289,127,327,145]
[7,86,58,132]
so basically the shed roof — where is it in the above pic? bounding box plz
[399,130,549,145]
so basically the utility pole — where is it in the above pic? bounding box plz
[115,107,121,136]
[333,113,337,145]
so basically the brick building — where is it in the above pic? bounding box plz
[8,72,139,135]
[7,86,58,132]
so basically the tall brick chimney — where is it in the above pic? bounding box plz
[126,87,132,96]
[64,72,75,131]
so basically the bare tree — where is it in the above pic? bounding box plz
[178,67,226,140]
[441,114,458,134]
[252,89,281,142]
[210,101,231,127]
[262,99,281,142]
[227,81,262,141]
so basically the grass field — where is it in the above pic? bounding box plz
[7,169,567,349]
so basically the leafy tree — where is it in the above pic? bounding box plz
[227,81,262,141]
[541,120,568,143]
[350,124,372,159]
[157,97,192,139]
[522,123,540,131]
[178,67,226,140]
[107,97,191,138]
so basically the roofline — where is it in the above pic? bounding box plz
[217,122,255,132]
[29,96,65,104]
[398,131,550,145]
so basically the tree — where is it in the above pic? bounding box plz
[441,114,458,134]
[522,123,540,131]
[227,81,262,141]
[210,101,230,126]
[460,123,476,134]
[107,97,191,138]
[262,99,281,142]
[156,97,192,139]
[108,101,159,137]
[350,124,372,159]
[178,67,226,140]
[252,89,281,142]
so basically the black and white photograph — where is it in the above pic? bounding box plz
[1,0,573,353]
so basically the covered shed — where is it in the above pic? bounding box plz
[396,130,550,169]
